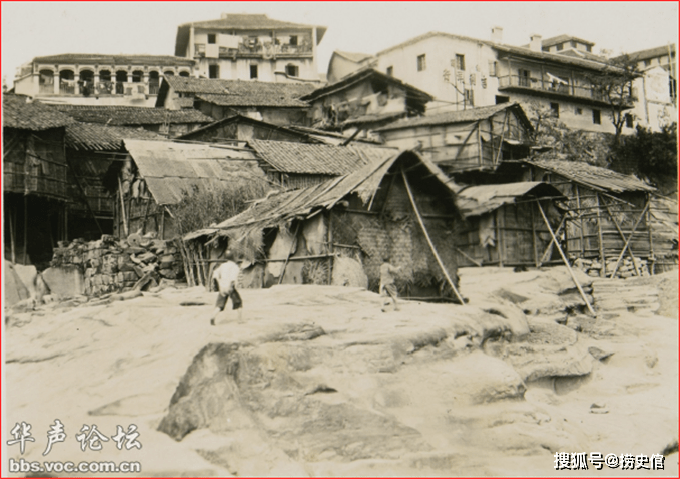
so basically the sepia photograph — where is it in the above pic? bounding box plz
[2,1,678,476]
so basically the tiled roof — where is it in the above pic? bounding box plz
[248,139,397,175]
[301,68,433,103]
[375,102,533,132]
[123,139,268,205]
[526,157,655,193]
[614,44,676,63]
[334,50,374,63]
[65,122,163,151]
[195,93,309,108]
[540,35,595,48]
[32,53,195,67]
[456,182,565,218]
[163,76,315,106]
[493,44,611,71]
[184,149,457,241]
[48,104,213,126]
[3,94,74,130]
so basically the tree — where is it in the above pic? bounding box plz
[585,54,639,145]
[611,122,678,194]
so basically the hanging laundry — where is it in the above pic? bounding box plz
[481,76,488,89]
[470,73,476,86]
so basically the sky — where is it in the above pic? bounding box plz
[1,1,678,83]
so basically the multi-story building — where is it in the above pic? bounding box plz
[174,13,326,83]
[371,29,635,135]
[13,54,196,106]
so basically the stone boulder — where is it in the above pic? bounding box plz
[41,266,85,298]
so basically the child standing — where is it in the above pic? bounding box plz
[209,252,243,325]
[379,260,401,312]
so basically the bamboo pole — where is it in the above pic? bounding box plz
[8,204,16,263]
[608,200,650,279]
[496,209,504,267]
[537,202,596,317]
[23,195,28,264]
[455,246,483,267]
[594,193,606,277]
[327,211,334,285]
[538,215,566,267]
[117,176,128,237]
[401,169,465,305]
[575,185,585,256]
[647,194,655,275]
[530,201,539,267]
[601,198,641,276]
[177,239,194,287]
[278,222,301,285]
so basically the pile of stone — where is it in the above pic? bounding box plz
[573,256,650,278]
[51,233,184,297]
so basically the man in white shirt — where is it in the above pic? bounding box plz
[209,252,243,325]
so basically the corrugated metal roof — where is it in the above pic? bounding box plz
[526,157,656,193]
[123,139,268,205]
[248,139,398,175]
[375,102,533,132]
[456,182,565,218]
[3,94,74,131]
[184,149,461,241]
[66,122,163,151]
[49,104,213,126]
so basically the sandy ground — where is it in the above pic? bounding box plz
[2,275,678,477]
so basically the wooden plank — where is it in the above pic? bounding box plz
[595,194,606,277]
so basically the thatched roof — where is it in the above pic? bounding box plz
[184,149,460,242]
[525,157,655,193]
[123,139,268,205]
[456,182,566,218]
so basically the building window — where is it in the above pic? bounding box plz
[518,69,531,87]
[250,64,258,79]
[557,43,564,51]
[550,102,560,118]
[488,60,497,77]
[495,95,510,104]
[179,71,190,77]
[164,70,174,77]
[625,113,634,128]
[592,109,601,124]
[209,64,219,79]
[644,59,651,67]
[575,107,583,115]
[132,70,144,83]
[465,88,474,107]
[456,54,466,71]
[99,70,111,82]
[571,41,578,48]
[417,54,426,72]
[586,45,592,52]
[208,33,217,44]
[289,35,298,46]
[386,66,393,76]
[285,64,299,77]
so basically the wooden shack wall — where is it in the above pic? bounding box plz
[113,184,176,241]
[3,127,69,200]
[453,199,560,267]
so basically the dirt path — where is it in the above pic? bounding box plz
[3,273,678,477]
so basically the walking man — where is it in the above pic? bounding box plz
[209,252,243,325]
[380,259,401,312]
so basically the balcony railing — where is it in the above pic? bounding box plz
[39,83,54,94]
[49,80,159,97]
[498,75,606,102]
[195,41,313,59]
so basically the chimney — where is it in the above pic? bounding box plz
[491,26,503,43]
[530,34,543,52]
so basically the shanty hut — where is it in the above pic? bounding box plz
[174,114,319,145]
[375,102,533,176]
[246,139,397,189]
[522,156,667,277]
[3,94,74,266]
[300,69,433,137]
[453,182,567,268]
[184,150,466,302]
[108,139,272,242]
[64,122,163,239]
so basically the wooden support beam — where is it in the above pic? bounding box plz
[609,200,650,279]
[496,209,504,267]
[117,176,128,237]
[531,201,539,267]
[538,215,567,267]
[327,211,334,285]
[401,169,466,305]
[595,193,606,277]
[537,202,596,317]
[494,110,509,165]
[601,197,641,276]
[23,195,28,264]
[278,222,301,285]
[575,185,585,256]
[455,246,483,267]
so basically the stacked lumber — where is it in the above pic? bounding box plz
[591,278,660,316]
[573,256,650,278]
[51,233,183,296]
